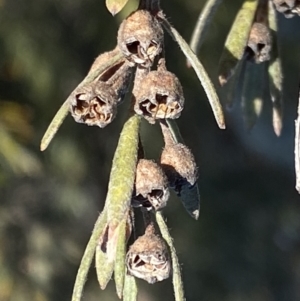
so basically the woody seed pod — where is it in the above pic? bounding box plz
[273,0,300,18]
[160,143,198,195]
[70,82,117,128]
[246,22,272,63]
[132,159,170,211]
[126,224,171,284]
[134,68,184,124]
[117,9,164,67]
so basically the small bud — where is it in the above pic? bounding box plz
[70,82,117,128]
[273,0,300,18]
[246,22,271,63]
[117,9,164,67]
[133,67,184,124]
[160,143,198,195]
[132,159,169,211]
[126,224,171,284]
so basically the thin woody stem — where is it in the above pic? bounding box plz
[160,120,176,146]
[142,210,153,228]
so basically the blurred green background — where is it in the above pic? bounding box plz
[1,0,300,300]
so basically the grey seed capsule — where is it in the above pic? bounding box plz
[134,70,184,124]
[117,9,164,67]
[126,224,171,284]
[70,82,117,128]
[133,159,170,211]
[273,0,300,18]
[246,22,271,63]
[160,143,198,195]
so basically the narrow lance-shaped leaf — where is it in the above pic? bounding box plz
[40,51,124,151]
[295,85,300,193]
[221,58,246,109]
[268,0,283,137]
[106,114,140,260]
[187,0,223,67]
[165,120,200,220]
[114,215,128,298]
[71,207,108,301]
[156,212,185,301]
[95,209,114,290]
[158,12,225,130]
[123,274,138,301]
[218,0,259,86]
[40,99,69,151]
[106,0,129,16]
[241,61,266,130]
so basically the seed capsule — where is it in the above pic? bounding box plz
[273,0,300,18]
[126,224,171,284]
[70,82,117,128]
[246,22,271,63]
[160,143,198,195]
[133,68,184,124]
[132,159,170,211]
[117,9,164,67]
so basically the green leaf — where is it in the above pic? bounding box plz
[221,58,246,109]
[71,208,108,301]
[106,114,140,257]
[95,210,114,290]
[218,0,259,85]
[40,99,69,151]
[106,0,129,16]
[123,274,137,301]
[188,0,223,67]
[156,212,185,301]
[114,216,127,298]
[268,1,283,137]
[158,12,225,130]
[241,61,266,130]
[95,244,114,290]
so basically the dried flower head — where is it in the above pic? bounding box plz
[273,0,300,18]
[246,22,272,63]
[134,66,184,124]
[132,159,170,211]
[160,143,198,195]
[126,224,171,284]
[70,82,117,127]
[117,9,164,67]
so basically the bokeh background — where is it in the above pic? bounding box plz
[1,0,300,300]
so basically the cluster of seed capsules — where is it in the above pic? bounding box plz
[70,5,198,284]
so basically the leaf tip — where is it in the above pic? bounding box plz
[109,7,118,16]
[40,141,47,152]
[106,0,129,16]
